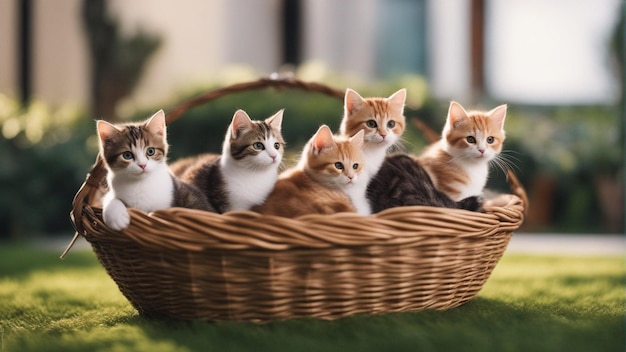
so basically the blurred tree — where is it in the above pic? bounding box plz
[82,0,162,121]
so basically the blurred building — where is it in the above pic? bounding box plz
[0,0,621,111]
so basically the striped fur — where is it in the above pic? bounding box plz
[367,154,482,213]
[174,109,285,212]
[97,110,213,230]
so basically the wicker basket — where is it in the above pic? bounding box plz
[66,77,526,322]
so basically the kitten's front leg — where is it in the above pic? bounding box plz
[102,196,130,230]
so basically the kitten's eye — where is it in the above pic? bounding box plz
[487,136,495,144]
[352,163,359,170]
[466,136,476,144]
[252,142,265,150]
[122,151,134,160]
[334,162,344,170]
[366,120,377,128]
[387,120,396,128]
[273,142,280,150]
[146,147,156,156]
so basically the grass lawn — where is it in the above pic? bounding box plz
[1,241,624,352]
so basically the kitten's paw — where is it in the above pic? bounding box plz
[103,198,130,231]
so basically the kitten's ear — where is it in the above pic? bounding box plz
[265,109,284,132]
[96,120,122,141]
[311,125,335,154]
[387,88,407,111]
[145,109,166,137]
[489,104,507,130]
[447,101,469,128]
[231,109,253,139]
[350,129,365,149]
[344,88,364,113]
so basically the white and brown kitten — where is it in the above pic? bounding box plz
[417,101,507,201]
[97,110,213,231]
[174,109,285,213]
[255,125,365,217]
[339,88,406,214]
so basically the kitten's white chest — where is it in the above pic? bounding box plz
[344,181,372,215]
[457,161,489,200]
[221,165,277,211]
[363,146,387,177]
[109,167,174,212]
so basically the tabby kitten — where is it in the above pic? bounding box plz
[417,101,507,201]
[174,109,284,213]
[97,110,213,231]
[255,125,365,217]
[338,88,406,214]
[367,154,482,213]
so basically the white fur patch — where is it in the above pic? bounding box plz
[343,180,372,215]
[220,138,281,211]
[103,161,174,230]
[220,163,278,211]
[455,161,489,200]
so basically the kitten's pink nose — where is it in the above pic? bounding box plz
[478,149,485,155]
[139,163,147,170]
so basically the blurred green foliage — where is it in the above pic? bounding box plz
[0,95,97,238]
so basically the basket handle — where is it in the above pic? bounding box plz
[62,155,106,259]
[165,76,346,124]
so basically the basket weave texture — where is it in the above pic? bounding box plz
[68,78,526,322]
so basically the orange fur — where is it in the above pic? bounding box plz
[340,88,406,145]
[417,101,507,201]
[256,125,364,217]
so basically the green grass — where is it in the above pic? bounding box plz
[1,242,624,352]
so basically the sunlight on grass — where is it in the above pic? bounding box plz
[1,243,624,352]
[483,255,624,310]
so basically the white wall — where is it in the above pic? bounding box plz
[426,0,472,103]
[0,0,620,109]
[302,0,378,80]
[109,0,283,109]
[485,0,621,104]
[33,0,88,106]
[109,0,225,109]
[0,0,18,98]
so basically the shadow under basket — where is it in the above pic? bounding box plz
[66,77,526,322]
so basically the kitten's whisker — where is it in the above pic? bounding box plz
[396,138,414,153]
[447,154,471,165]
[498,154,521,171]
[500,150,522,162]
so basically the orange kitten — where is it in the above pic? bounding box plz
[417,101,507,201]
[339,88,406,214]
[255,125,365,217]
[339,88,406,176]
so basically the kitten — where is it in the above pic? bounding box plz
[255,125,365,217]
[338,88,407,214]
[367,154,482,213]
[97,110,213,231]
[417,101,507,201]
[174,109,285,213]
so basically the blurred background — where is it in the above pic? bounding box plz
[0,0,623,240]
